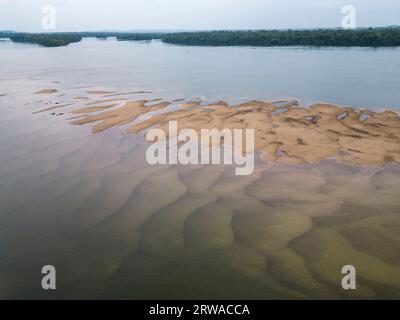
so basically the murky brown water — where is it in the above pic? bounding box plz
[0,79,400,300]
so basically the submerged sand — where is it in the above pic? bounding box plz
[2,130,400,299]
[34,88,58,94]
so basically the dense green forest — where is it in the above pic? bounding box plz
[0,32,162,46]
[1,28,400,48]
[3,33,82,47]
[161,28,400,47]
[71,32,163,40]
[116,33,163,41]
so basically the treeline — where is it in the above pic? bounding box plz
[1,28,400,48]
[116,33,163,41]
[161,28,400,47]
[74,32,163,40]
[6,33,82,47]
[0,32,163,46]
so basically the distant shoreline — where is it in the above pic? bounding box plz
[1,27,400,47]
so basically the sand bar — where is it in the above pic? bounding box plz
[30,93,400,166]
[34,88,58,94]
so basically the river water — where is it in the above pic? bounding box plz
[1,38,400,109]
[0,38,400,299]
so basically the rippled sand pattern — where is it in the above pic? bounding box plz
[0,80,400,299]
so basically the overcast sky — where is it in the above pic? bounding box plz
[1,0,399,32]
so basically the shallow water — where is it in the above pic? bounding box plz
[1,44,400,299]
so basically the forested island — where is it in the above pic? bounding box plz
[0,32,162,46]
[3,33,82,47]
[116,33,163,41]
[1,27,400,48]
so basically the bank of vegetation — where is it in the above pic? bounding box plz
[1,27,400,48]
[3,33,82,47]
[161,28,400,47]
